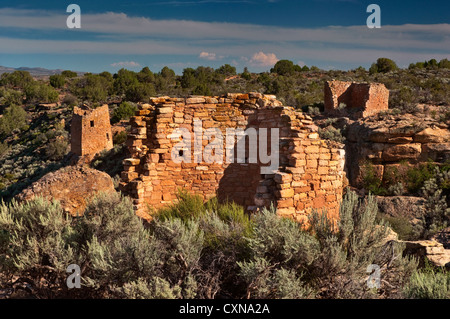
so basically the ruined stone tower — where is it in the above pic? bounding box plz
[71,105,113,158]
[324,80,389,118]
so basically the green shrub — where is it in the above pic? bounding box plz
[111,102,138,124]
[361,162,386,195]
[125,82,155,102]
[0,104,28,136]
[380,214,416,241]
[404,267,450,299]
[406,161,437,194]
[438,58,450,69]
[0,88,24,106]
[113,130,127,145]
[389,87,420,113]
[155,189,207,222]
[192,84,212,96]
[90,144,128,179]
[216,64,236,77]
[318,126,345,143]
[72,74,112,103]
[61,70,78,78]
[270,60,297,76]
[62,94,78,107]
[418,168,450,238]
[241,71,252,81]
[369,58,398,74]
[0,189,419,299]
[49,74,65,88]
[24,83,59,104]
[44,137,69,160]
[0,71,33,89]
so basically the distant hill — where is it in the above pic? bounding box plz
[0,66,85,77]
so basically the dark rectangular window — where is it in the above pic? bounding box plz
[90,120,94,127]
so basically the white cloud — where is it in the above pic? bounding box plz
[199,51,225,60]
[111,61,141,68]
[0,8,449,69]
[199,52,217,60]
[0,8,448,51]
[249,52,279,67]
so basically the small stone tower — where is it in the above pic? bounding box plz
[71,105,113,158]
[324,80,389,118]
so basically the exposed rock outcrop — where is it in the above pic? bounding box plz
[16,165,115,216]
[402,240,450,268]
[345,113,450,187]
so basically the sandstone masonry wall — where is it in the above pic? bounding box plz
[119,93,346,222]
[324,81,389,118]
[71,105,113,158]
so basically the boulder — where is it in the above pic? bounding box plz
[16,165,115,216]
[420,143,450,162]
[382,143,421,162]
[402,240,450,268]
[414,127,450,144]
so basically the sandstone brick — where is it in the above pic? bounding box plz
[274,172,292,184]
[277,198,294,208]
[305,145,320,153]
[278,188,295,198]
[186,97,206,104]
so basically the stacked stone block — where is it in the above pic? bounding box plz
[324,80,389,118]
[71,105,113,159]
[119,93,346,221]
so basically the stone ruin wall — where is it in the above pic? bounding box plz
[119,93,346,222]
[71,105,113,158]
[324,80,389,118]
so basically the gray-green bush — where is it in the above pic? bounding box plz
[0,190,420,299]
[404,265,450,299]
[238,191,417,299]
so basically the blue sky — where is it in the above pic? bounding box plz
[0,0,449,74]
